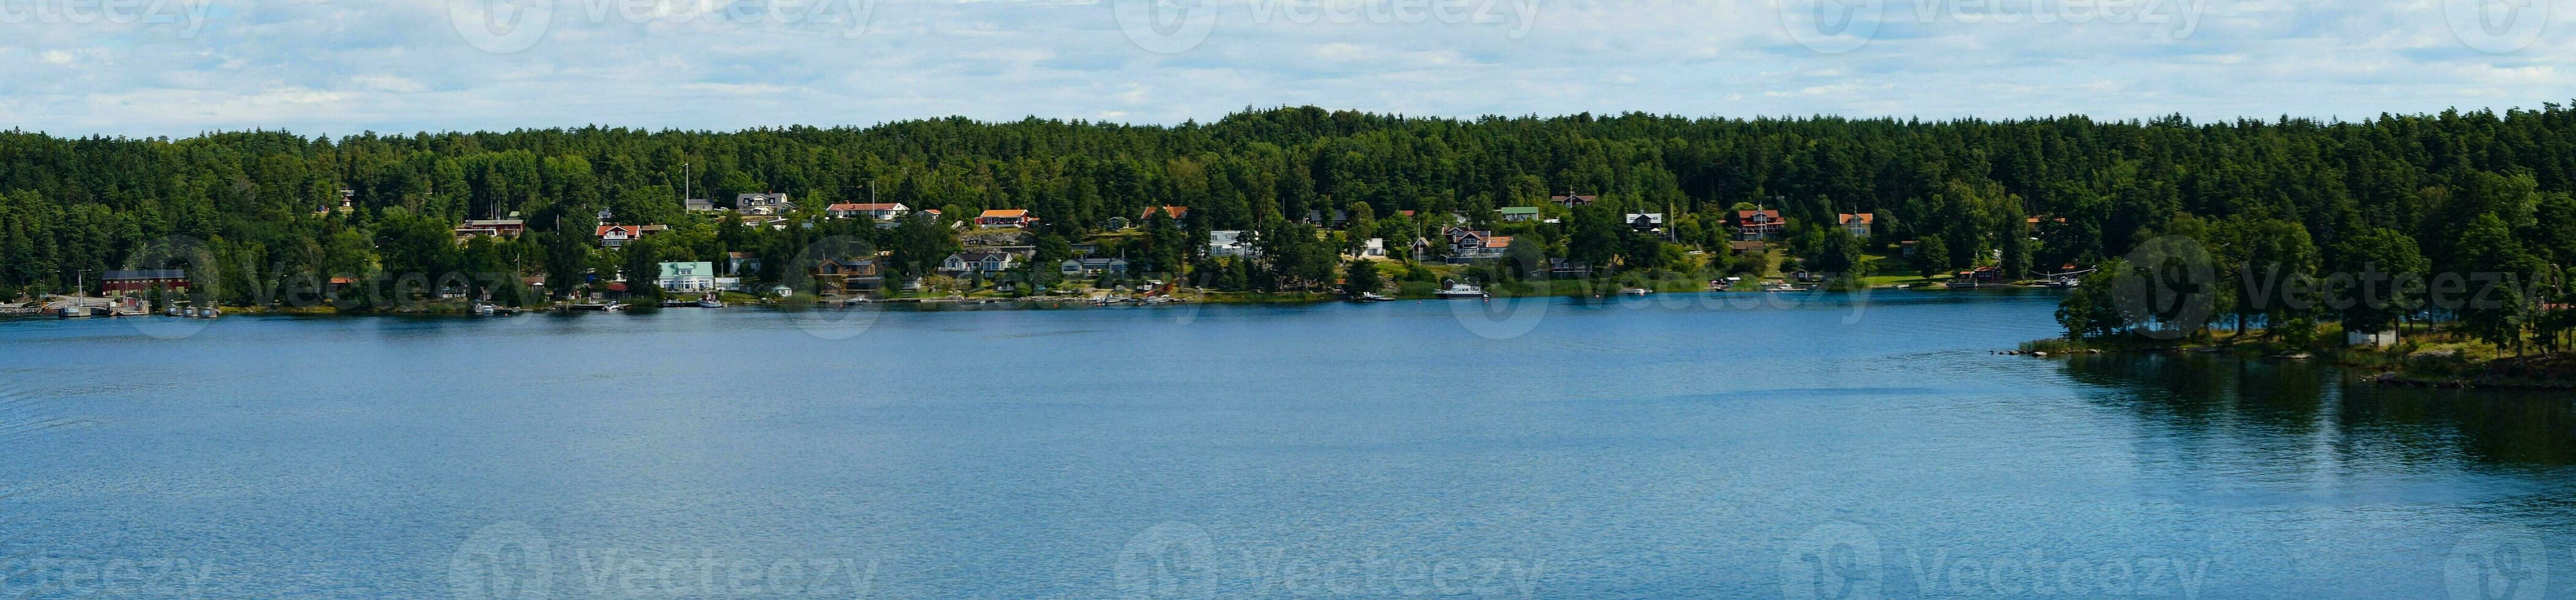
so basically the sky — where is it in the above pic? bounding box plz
[0,0,2567,137]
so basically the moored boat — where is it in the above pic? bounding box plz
[1433,283,1487,299]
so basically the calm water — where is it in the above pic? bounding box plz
[4,291,2572,598]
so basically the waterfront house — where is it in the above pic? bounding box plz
[828,203,909,221]
[1060,257,1130,277]
[939,252,1017,277]
[1356,238,1387,258]
[1499,206,1541,222]
[1734,210,1785,241]
[657,261,717,293]
[1838,213,1875,238]
[1551,193,1599,207]
[1546,258,1593,277]
[736,193,793,216]
[683,198,718,213]
[976,209,1034,229]
[595,224,669,248]
[727,252,760,275]
[102,269,190,294]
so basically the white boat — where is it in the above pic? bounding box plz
[1620,288,1652,296]
[474,302,497,315]
[1433,283,1487,299]
[2042,277,2080,289]
[1762,282,1808,293]
[697,296,725,308]
[1352,292,1394,302]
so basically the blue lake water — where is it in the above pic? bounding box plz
[4,291,2572,598]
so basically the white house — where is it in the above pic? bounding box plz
[827,203,909,220]
[736,193,793,216]
[1356,238,1387,258]
[658,261,718,293]
[1209,230,1252,258]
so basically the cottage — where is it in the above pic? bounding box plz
[453,219,526,241]
[102,269,190,294]
[828,203,910,221]
[683,198,718,213]
[1838,213,1875,238]
[736,193,793,216]
[657,261,718,293]
[1625,213,1665,232]
[976,209,1034,229]
[1141,206,1190,221]
[939,252,1018,276]
[595,224,669,248]
[1734,210,1785,241]
[1060,257,1130,277]
[1499,206,1541,222]
[1551,193,1600,207]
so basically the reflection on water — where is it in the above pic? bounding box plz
[2064,352,2576,470]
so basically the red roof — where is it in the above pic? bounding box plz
[1838,213,1875,225]
[1738,210,1782,222]
[597,225,641,238]
[980,209,1029,218]
[1141,206,1188,219]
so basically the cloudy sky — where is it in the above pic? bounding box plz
[0,0,2567,136]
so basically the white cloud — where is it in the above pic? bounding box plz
[0,0,2567,136]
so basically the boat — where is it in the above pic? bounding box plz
[840,297,873,306]
[2042,277,2081,289]
[697,295,725,308]
[1620,288,1652,296]
[203,307,221,318]
[564,301,624,312]
[1351,292,1395,302]
[1762,282,1808,293]
[474,302,497,315]
[1433,283,1487,299]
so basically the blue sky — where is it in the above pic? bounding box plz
[0,0,2567,136]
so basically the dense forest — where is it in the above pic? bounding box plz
[5,105,2575,345]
